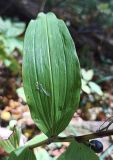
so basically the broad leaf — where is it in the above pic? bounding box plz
[23,12,81,137]
[8,146,36,160]
[57,140,99,160]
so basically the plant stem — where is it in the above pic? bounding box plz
[30,129,113,149]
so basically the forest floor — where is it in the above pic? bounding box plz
[0,56,113,159]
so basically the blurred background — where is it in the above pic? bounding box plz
[0,0,113,159]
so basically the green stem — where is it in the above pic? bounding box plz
[29,129,113,149]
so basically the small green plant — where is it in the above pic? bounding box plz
[0,12,112,160]
[0,17,25,73]
[81,68,103,95]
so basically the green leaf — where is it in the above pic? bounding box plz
[4,38,23,55]
[0,127,21,153]
[57,141,99,160]
[23,12,81,137]
[6,22,25,37]
[16,87,26,102]
[7,57,21,74]
[8,146,36,160]
[88,81,103,95]
[0,18,11,34]
[4,59,11,67]
[81,69,94,81]
[34,148,53,160]
[25,133,48,148]
[0,17,25,37]
[82,79,91,94]
[0,33,22,74]
[98,3,110,14]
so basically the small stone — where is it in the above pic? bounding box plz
[1,111,11,121]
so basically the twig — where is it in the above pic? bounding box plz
[98,116,113,131]
[30,129,113,149]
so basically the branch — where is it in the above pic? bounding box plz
[30,129,113,149]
